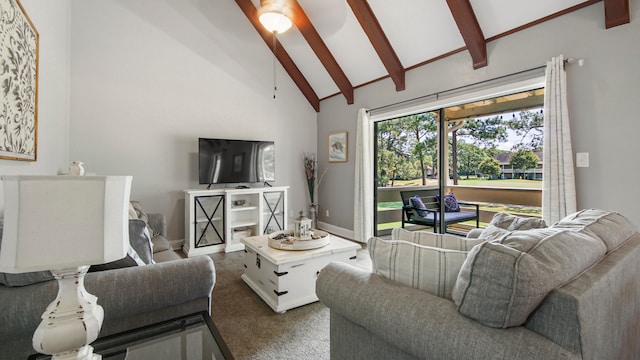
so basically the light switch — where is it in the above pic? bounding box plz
[576,152,589,168]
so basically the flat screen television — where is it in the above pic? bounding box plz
[199,138,275,186]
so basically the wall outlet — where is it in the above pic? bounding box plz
[326,209,329,217]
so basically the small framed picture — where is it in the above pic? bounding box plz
[328,131,347,163]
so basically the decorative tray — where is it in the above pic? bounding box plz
[267,229,330,250]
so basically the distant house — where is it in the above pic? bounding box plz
[494,152,543,180]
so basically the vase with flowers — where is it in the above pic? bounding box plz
[303,153,327,229]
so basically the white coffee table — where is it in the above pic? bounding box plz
[240,233,361,313]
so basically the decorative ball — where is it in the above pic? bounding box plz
[69,161,85,176]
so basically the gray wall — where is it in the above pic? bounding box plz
[1,1,317,240]
[67,0,317,239]
[5,2,639,240]
[316,3,640,235]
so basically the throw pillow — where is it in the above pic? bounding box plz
[368,237,469,300]
[130,201,158,238]
[489,212,547,231]
[128,219,155,265]
[128,202,138,220]
[436,193,460,212]
[409,195,428,217]
[452,226,607,328]
[391,227,484,251]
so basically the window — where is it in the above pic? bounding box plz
[374,88,544,236]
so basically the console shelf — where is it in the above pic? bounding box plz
[184,186,288,256]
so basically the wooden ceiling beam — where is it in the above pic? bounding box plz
[291,1,354,104]
[235,0,320,112]
[446,0,487,69]
[346,0,405,91]
[604,0,630,28]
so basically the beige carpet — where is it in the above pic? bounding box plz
[208,251,330,360]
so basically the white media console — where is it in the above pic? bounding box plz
[184,186,288,256]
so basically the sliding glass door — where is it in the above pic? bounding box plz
[373,88,544,237]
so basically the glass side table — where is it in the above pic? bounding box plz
[28,311,234,360]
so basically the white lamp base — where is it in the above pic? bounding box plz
[51,345,101,360]
[32,266,103,360]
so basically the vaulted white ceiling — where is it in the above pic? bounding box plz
[237,0,630,111]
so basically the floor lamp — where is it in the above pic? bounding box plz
[0,175,132,360]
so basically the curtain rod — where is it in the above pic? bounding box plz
[367,57,584,114]
[367,65,547,114]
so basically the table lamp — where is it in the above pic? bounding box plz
[0,175,132,360]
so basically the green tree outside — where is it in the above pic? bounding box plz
[374,109,544,186]
[478,157,501,179]
[456,141,486,179]
[510,150,540,179]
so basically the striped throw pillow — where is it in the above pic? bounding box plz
[368,237,468,300]
[391,227,484,251]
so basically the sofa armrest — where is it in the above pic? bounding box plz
[316,262,578,360]
[86,256,214,322]
[147,213,167,237]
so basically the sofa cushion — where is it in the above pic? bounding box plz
[0,270,53,287]
[89,246,145,272]
[392,227,484,251]
[452,226,607,328]
[412,211,478,224]
[369,237,468,300]
[551,209,637,251]
[489,212,547,231]
[151,235,171,253]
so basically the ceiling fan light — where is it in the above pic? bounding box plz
[259,0,293,33]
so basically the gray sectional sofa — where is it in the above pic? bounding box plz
[317,209,640,360]
[0,211,216,359]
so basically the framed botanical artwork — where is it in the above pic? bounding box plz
[328,131,348,163]
[0,0,39,161]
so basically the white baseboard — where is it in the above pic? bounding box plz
[317,221,365,243]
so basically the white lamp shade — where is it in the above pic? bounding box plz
[0,175,132,273]
[259,0,293,33]
[259,11,292,33]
